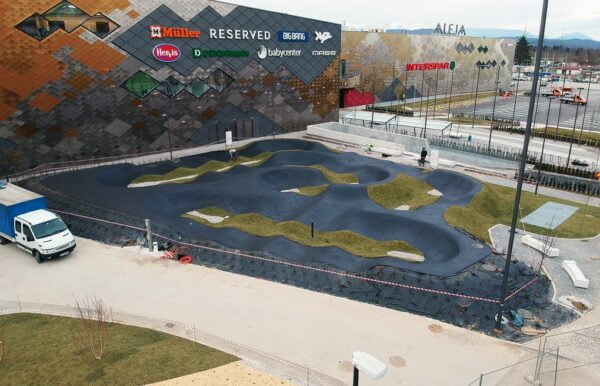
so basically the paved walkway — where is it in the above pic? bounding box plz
[0,238,529,386]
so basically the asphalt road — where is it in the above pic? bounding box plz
[451,81,600,131]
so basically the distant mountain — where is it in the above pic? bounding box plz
[384,28,600,50]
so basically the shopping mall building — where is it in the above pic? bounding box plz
[340,31,516,107]
[0,0,513,172]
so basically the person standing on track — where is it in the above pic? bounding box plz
[419,147,428,166]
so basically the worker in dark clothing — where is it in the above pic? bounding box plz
[419,147,428,166]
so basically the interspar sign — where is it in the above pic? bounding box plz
[152,44,181,63]
[406,61,456,71]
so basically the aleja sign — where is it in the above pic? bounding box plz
[406,61,456,71]
[150,25,201,39]
[152,44,181,62]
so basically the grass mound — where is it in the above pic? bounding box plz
[309,165,359,184]
[296,184,329,196]
[131,152,272,184]
[368,174,440,210]
[0,313,237,385]
[445,182,600,242]
[184,208,422,260]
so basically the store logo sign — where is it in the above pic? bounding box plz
[433,23,466,36]
[277,30,310,42]
[193,49,249,58]
[257,45,301,59]
[152,44,181,62]
[312,50,337,56]
[406,62,455,71]
[209,28,271,40]
[150,25,201,39]
[315,31,332,43]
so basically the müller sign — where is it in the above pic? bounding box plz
[406,61,456,71]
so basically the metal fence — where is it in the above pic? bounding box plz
[471,325,600,385]
[0,298,343,386]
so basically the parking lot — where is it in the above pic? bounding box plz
[452,81,600,131]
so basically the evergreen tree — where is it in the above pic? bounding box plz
[514,36,532,65]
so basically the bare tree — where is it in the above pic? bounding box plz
[71,296,111,360]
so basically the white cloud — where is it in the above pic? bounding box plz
[233,0,600,40]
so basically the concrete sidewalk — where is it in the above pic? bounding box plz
[0,238,528,386]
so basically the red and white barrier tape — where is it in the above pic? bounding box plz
[54,209,538,305]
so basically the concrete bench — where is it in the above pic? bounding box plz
[521,235,560,257]
[562,260,589,289]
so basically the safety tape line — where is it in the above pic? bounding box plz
[53,209,536,305]
[505,277,538,301]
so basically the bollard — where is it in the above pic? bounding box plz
[311,221,314,238]
[145,219,153,252]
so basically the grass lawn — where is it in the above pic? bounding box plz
[184,208,422,259]
[131,152,272,184]
[382,92,496,113]
[0,313,238,385]
[368,174,440,210]
[445,182,600,243]
[449,116,497,126]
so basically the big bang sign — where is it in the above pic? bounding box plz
[406,61,456,71]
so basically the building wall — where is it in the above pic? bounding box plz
[341,31,515,106]
[0,0,341,173]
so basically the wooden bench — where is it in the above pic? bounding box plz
[562,260,589,289]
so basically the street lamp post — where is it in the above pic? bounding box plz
[419,69,425,117]
[472,64,483,128]
[566,101,582,167]
[535,96,557,195]
[554,75,568,137]
[447,68,455,121]
[161,113,173,161]
[578,83,590,142]
[511,66,522,125]
[432,68,439,118]
[489,65,501,150]
[424,77,432,138]
[495,0,549,332]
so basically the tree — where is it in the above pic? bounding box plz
[71,296,111,360]
[515,36,532,65]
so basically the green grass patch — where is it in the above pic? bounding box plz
[184,209,422,259]
[296,184,330,196]
[381,92,496,113]
[308,165,359,184]
[445,182,600,243]
[197,206,231,217]
[131,152,272,184]
[368,174,440,210]
[0,313,238,385]
[449,116,496,126]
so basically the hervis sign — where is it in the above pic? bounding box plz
[152,44,181,63]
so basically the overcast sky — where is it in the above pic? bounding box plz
[234,0,600,41]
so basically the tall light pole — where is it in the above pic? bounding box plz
[161,113,173,161]
[566,101,582,166]
[535,95,557,195]
[579,81,591,142]
[489,65,501,150]
[419,69,425,117]
[554,75,567,136]
[424,77,431,138]
[447,68,455,121]
[472,64,483,128]
[432,68,439,118]
[511,66,522,125]
[495,0,549,332]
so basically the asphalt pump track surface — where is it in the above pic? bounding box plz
[27,139,575,339]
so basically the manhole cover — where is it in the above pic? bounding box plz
[389,356,406,367]
[428,324,443,333]
[338,360,353,372]
[471,243,484,249]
